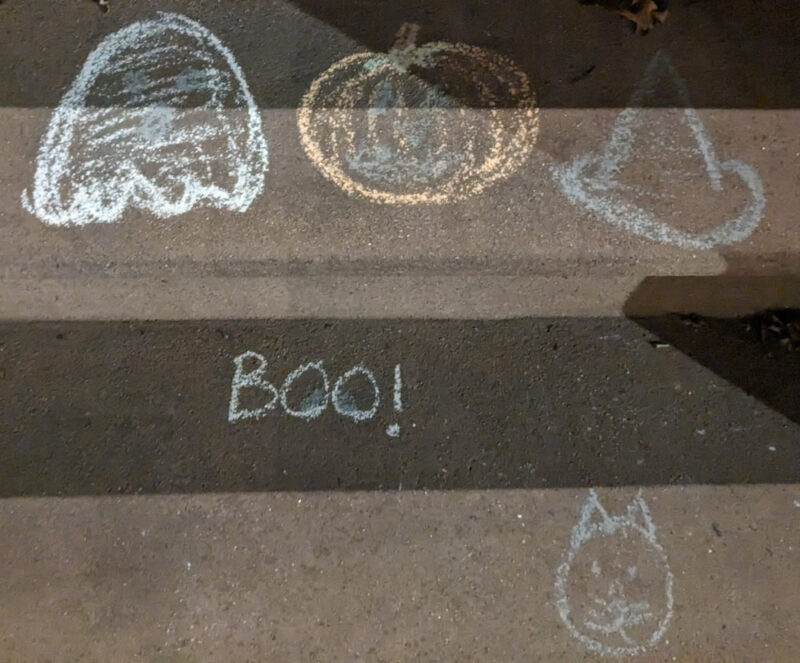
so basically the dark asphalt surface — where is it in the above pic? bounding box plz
[0,3,799,659]
[1,0,798,108]
[1,317,797,496]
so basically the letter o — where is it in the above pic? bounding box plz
[332,365,380,422]
[280,361,330,420]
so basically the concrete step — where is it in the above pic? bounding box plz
[1,3,798,661]
[1,317,798,661]
[1,1,799,317]
[1,318,797,495]
[1,486,797,661]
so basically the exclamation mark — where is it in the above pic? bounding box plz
[386,364,402,437]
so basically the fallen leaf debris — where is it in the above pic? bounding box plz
[580,0,669,34]
[747,310,800,351]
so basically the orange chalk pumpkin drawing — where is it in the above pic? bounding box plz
[297,24,539,204]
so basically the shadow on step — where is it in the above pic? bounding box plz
[0,315,798,497]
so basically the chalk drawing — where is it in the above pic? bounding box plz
[297,23,538,204]
[228,351,279,422]
[229,353,402,434]
[555,490,674,657]
[332,365,380,422]
[23,12,268,226]
[553,50,765,249]
[393,364,403,413]
[281,362,331,421]
[386,364,404,437]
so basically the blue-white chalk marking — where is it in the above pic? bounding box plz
[23,13,268,226]
[332,365,380,422]
[553,50,765,250]
[280,362,331,421]
[228,351,279,422]
[555,490,674,657]
[229,354,402,429]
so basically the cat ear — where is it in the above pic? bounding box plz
[626,491,657,541]
[571,489,612,549]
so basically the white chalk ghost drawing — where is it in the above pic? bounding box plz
[23,12,268,226]
[554,50,765,249]
[555,490,674,657]
[298,23,538,204]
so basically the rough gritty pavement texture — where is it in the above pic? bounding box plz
[1,0,799,661]
[0,0,798,317]
[0,319,798,661]
[1,319,798,495]
[1,487,798,662]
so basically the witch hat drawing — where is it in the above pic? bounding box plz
[554,51,765,250]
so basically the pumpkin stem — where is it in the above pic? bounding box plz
[391,22,420,52]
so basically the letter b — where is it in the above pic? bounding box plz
[228,351,279,422]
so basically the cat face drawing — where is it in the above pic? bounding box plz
[555,490,674,657]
